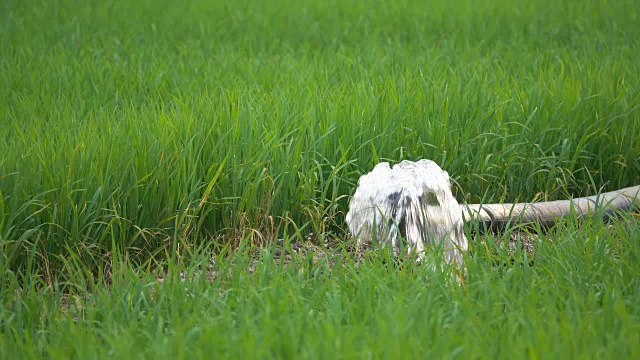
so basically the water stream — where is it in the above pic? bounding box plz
[346,159,467,266]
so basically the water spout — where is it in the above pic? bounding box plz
[345,159,467,266]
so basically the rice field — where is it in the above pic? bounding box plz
[1,0,639,358]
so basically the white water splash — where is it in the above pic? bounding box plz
[345,159,467,266]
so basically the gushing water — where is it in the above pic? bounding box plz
[346,159,467,266]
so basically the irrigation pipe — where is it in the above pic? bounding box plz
[346,160,639,266]
[461,185,640,231]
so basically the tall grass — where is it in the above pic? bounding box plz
[2,0,639,277]
[2,216,639,358]
[1,0,640,357]
[2,0,639,274]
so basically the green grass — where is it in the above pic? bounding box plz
[2,218,640,358]
[1,0,640,358]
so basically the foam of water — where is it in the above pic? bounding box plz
[345,159,467,266]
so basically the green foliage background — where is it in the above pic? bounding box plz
[0,1,639,357]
